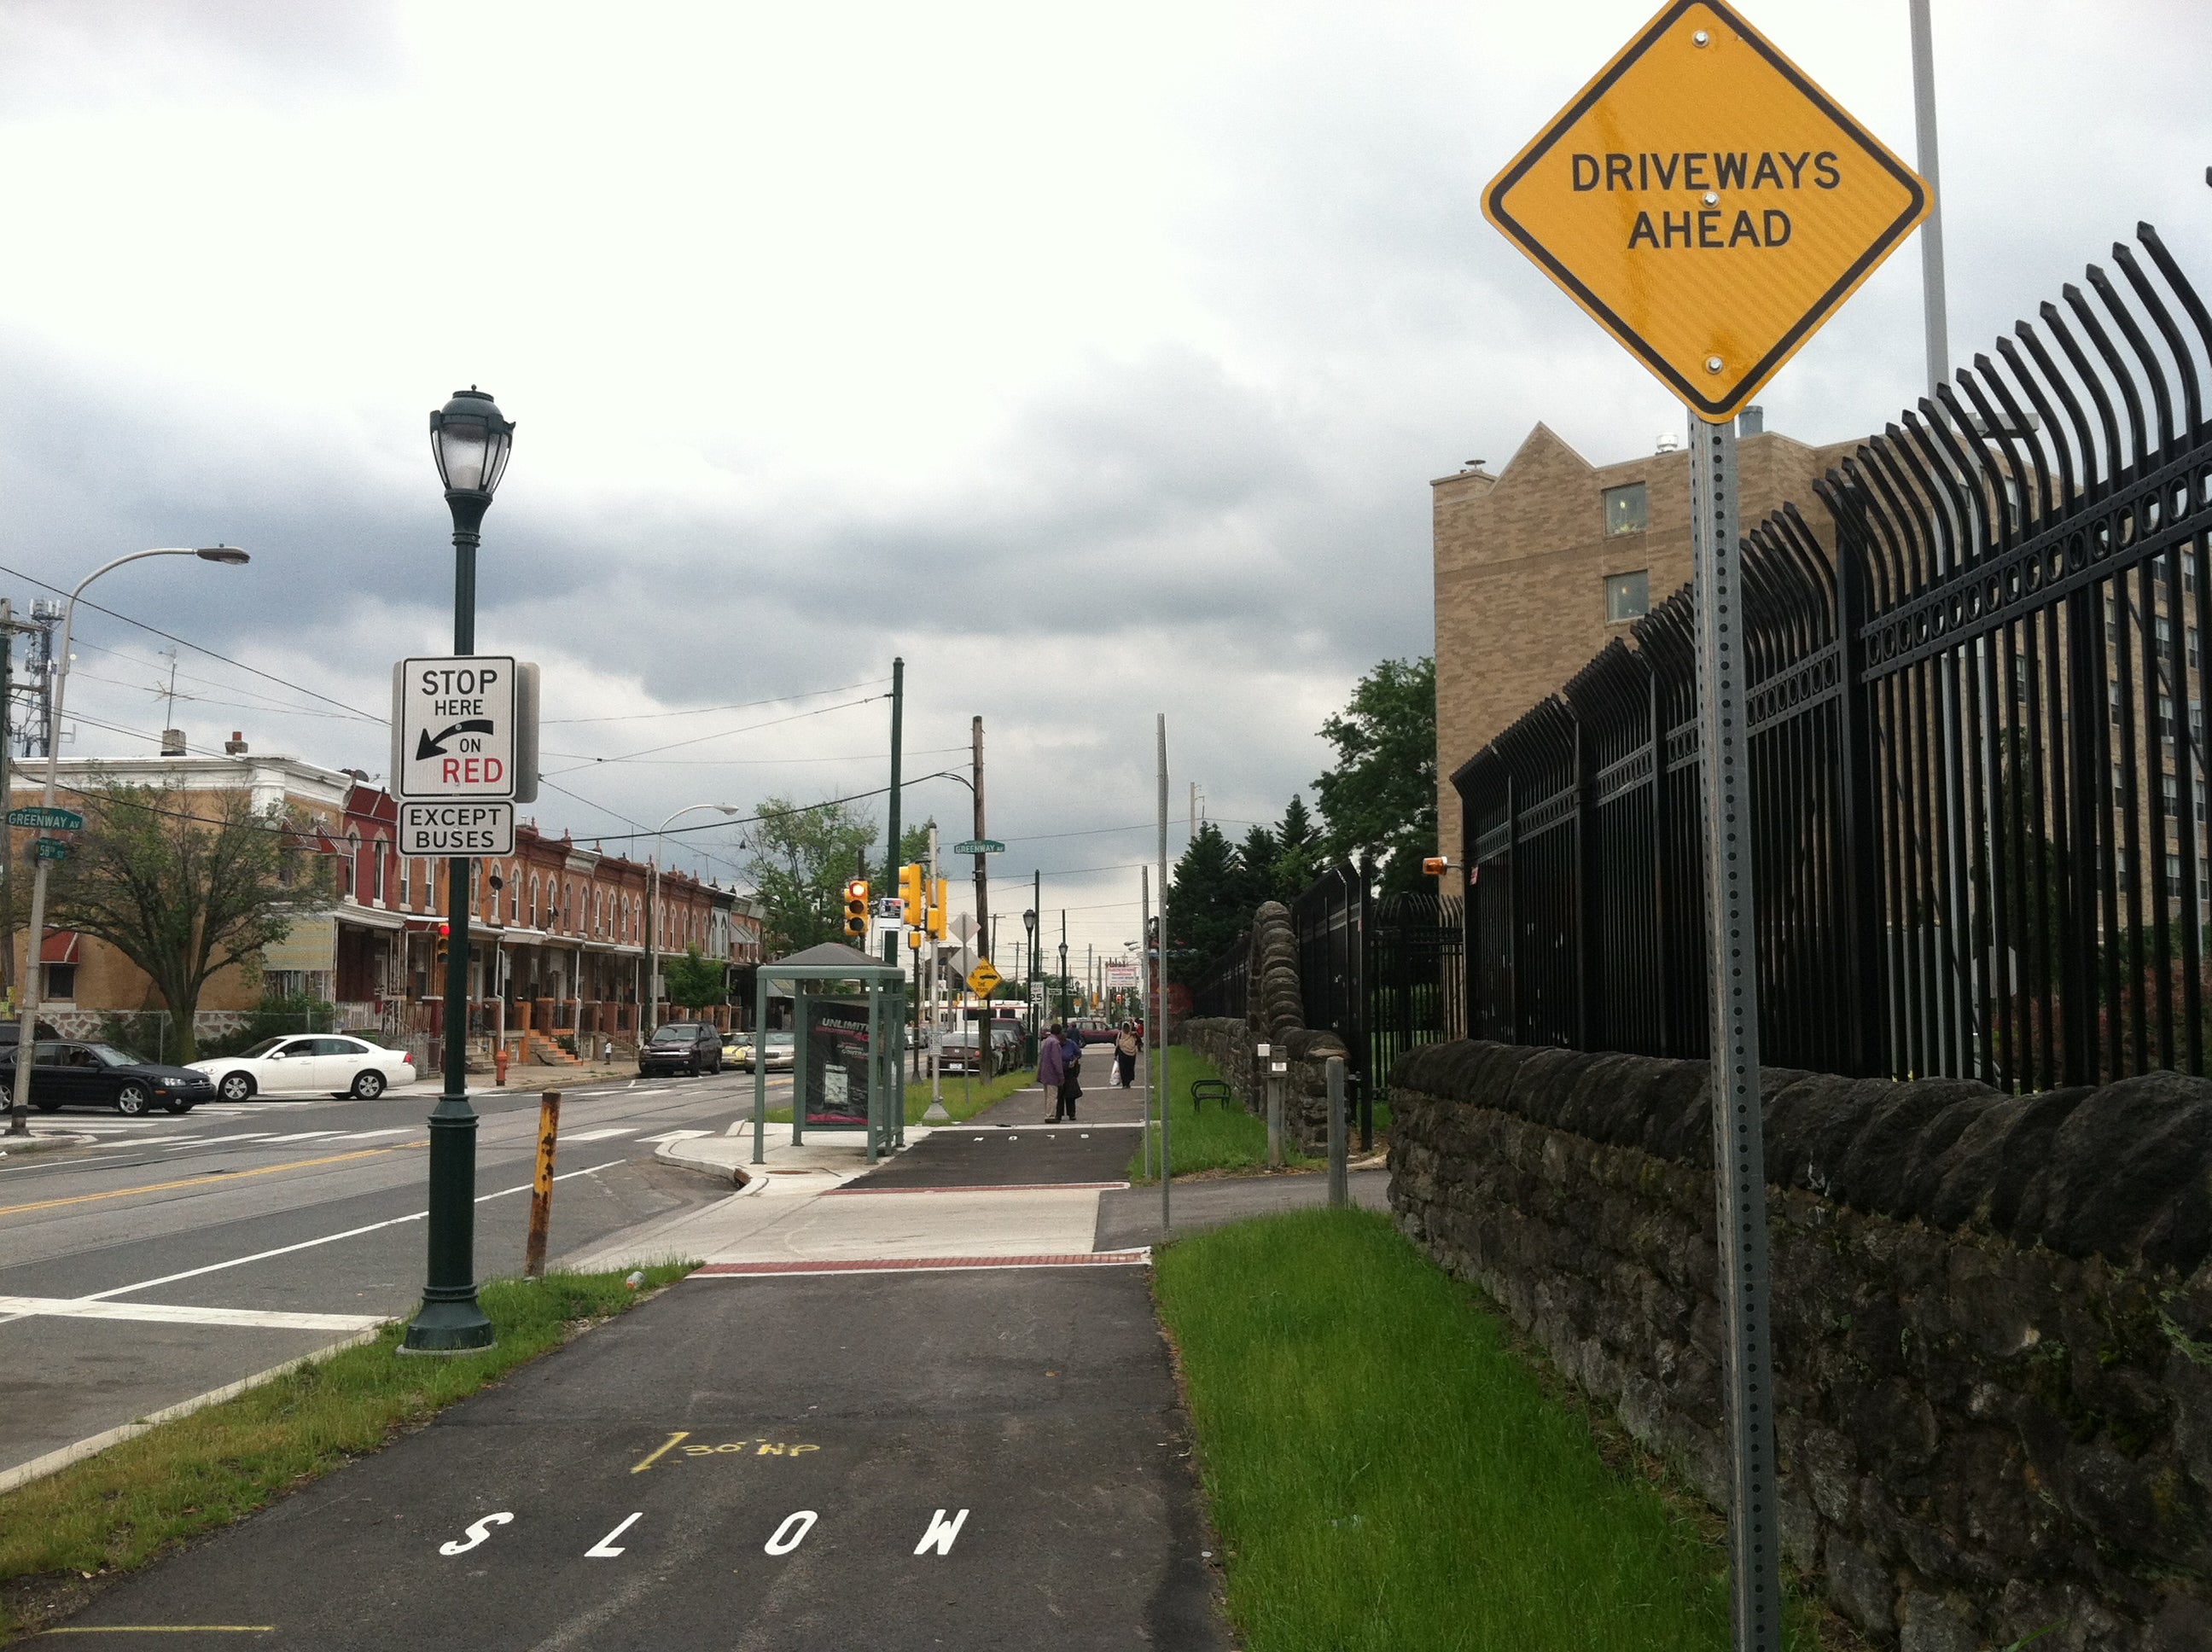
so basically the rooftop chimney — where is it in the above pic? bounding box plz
[160,729,186,756]
[1738,404,1765,437]
[224,730,247,755]
[1655,431,1681,453]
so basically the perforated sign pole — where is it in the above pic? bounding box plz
[1691,414,1779,1651]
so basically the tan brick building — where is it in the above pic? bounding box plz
[1431,414,1860,860]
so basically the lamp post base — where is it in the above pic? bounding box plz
[401,1296,495,1353]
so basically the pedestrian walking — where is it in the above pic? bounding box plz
[1113,1020,1140,1088]
[1048,1022,1085,1122]
[1037,1021,1068,1123]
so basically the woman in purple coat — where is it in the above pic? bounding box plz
[1037,1021,1068,1123]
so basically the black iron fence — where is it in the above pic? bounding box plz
[1458,222,2212,1092]
[1185,863,1467,1114]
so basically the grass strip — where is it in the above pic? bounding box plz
[1155,1208,1827,1652]
[0,1265,691,1642]
[1126,1045,1311,1182]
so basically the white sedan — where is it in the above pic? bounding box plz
[189,1034,417,1102]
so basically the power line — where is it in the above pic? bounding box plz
[541,678,890,724]
[540,694,888,772]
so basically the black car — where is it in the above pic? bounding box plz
[1,1039,216,1116]
[639,1021,724,1077]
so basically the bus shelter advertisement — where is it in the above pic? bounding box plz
[799,1001,872,1129]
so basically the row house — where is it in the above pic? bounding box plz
[9,747,762,1062]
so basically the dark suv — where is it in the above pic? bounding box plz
[639,1022,723,1077]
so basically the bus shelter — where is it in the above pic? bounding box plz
[751,941,906,1166]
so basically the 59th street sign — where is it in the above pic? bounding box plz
[1483,0,1927,422]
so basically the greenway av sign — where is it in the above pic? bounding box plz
[1483,0,1927,422]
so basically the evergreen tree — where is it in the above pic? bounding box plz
[1234,823,1280,913]
[1272,793,1320,899]
[1164,820,1246,985]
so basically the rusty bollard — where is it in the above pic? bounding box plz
[525,1089,560,1280]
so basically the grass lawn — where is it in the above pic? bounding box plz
[1155,1209,1824,1652]
[1126,1045,1312,1182]
[0,1265,690,1642]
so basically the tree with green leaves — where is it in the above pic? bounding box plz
[1313,655,1437,899]
[662,944,727,1010]
[44,778,330,1063]
[1165,820,1248,984]
[745,795,880,957]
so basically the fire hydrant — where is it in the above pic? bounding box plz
[494,1044,510,1086]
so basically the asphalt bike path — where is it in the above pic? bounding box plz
[0,1070,788,1482]
[54,1064,1237,1649]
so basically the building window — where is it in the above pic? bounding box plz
[1604,482,1648,536]
[399,858,410,908]
[373,840,387,904]
[43,963,76,1000]
[1604,570,1650,624]
[530,875,540,928]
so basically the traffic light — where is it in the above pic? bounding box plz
[899,863,924,926]
[928,877,947,939]
[843,878,870,939]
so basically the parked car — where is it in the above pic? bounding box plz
[936,1030,995,1077]
[737,1032,796,1073]
[1069,1017,1115,1044]
[189,1034,416,1102]
[2,1039,216,1116]
[639,1021,723,1077]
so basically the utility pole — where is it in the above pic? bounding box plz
[1156,713,1171,1230]
[1140,864,1151,1179]
[923,820,947,1122]
[971,716,988,964]
[1058,910,1068,1022]
[883,658,903,966]
[1908,0,1949,398]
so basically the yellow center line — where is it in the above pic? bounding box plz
[38,1628,274,1635]
[0,1144,428,1218]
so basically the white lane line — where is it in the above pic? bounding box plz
[163,1133,282,1150]
[331,1128,416,1142]
[0,1294,387,1331]
[252,1131,350,1144]
[629,1088,672,1097]
[637,1130,712,1144]
[559,1128,637,1143]
[73,1161,623,1305]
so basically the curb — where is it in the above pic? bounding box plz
[651,1138,756,1190]
[0,1131,101,1158]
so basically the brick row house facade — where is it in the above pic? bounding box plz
[8,749,762,1066]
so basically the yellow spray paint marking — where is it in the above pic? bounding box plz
[39,1628,275,1635]
[0,1145,426,1219]
[678,1440,820,1459]
[630,1430,689,1473]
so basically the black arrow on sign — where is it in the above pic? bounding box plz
[415,718,496,760]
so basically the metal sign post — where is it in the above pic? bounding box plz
[1481,8,1931,1646]
[1690,414,1779,1649]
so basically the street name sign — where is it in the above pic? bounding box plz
[8,806,82,831]
[967,958,1003,998]
[952,839,1004,856]
[399,800,515,857]
[390,657,540,804]
[32,835,67,862]
[1482,0,1927,422]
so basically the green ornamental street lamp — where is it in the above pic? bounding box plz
[404,387,515,1356]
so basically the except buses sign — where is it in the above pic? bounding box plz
[1482,0,1928,422]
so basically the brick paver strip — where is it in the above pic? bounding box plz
[824,1181,1130,1195]
[691,1252,1150,1276]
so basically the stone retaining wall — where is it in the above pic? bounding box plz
[1179,900,1346,1150]
[1388,1039,2212,1651]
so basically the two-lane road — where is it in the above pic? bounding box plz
[0,1067,790,1482]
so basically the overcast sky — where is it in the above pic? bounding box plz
[3,0,2208,963]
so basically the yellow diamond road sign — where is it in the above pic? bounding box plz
[1485,0,1928,423]
[967,958,1002,998]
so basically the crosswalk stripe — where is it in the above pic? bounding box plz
[559,1127,637,1143]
